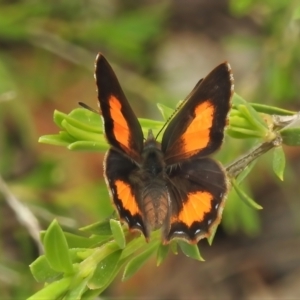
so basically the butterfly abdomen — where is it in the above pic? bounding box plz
[141,180,169,231]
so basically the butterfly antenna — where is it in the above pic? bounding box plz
[78,102,99,114]
[155,78,203,140]
[155,102,183,139]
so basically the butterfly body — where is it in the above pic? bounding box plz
[105,129,170,240]
[96,53,233,244]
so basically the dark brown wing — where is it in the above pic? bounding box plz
[95,53,144,162]
[104,148,148,238]
[161,62,233,165]
[162,156,228,243]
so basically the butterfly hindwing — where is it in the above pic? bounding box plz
[95,54,144,161]
[163,156,228,243]
[161,62,233,165]
[104,148,148,237]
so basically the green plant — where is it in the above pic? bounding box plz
[27,92,300,299]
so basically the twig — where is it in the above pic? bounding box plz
[226,111,300,178]
[0,175,43,254]
[225,139,278,178]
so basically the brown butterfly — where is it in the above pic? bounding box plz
[95,54,233,244]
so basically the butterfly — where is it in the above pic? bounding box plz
[95,53,233,244]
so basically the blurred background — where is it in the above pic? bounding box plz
[1,0,300,299]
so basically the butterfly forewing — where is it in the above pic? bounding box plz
[95,54,144,161]
[161,62,233,165]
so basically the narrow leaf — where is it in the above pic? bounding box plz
[82,288,104,300]
[250,103,295,116]
[69,108,101,129]
[66,108,102,133]
[122,242,159,281]
[64,275,92,300]
[156,244,169,266]
[44,220,73,274]
[38,132,75,146]
[68,140,108,151]
[63,232,109,248]
[169,241,178,255]
[83,257,128,297]
[110,219,126,249]
[27,277,72,300]
[29,255,61,283]
[53,110,68,128]
[227,127,264,139]
[272,146,286,181]
[62,120,101,142]
[236,160,257,184]
[178,241,204,261]
[232,180,263,210]
[207,225,218,246]
[156,103,174,120]
[233,94,268,129]
[80,220,112,236]
[280,128,300,146]
[88,249,122,289]
[138,118,164,130]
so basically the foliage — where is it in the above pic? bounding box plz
[27,95,300,299]
[0,0,300,299]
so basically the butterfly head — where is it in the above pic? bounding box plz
[143,129,161,151]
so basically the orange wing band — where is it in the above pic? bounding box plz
[109,96,130,149]
[115,180,140,215]
[181,100,214,153]
[173,191,213,226]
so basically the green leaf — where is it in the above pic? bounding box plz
[62,120,101,142]
[230,115,253,129]
[207,225,218,246]
[222,189,261,236]
[232,180,263,210]
[88,249,122,289]
[68,108,102,133]
[272,146,286,181]
[233,93,268,130]
[68,140,108,151]
[236,160,257,184]
[122,242,159,281]
[169,241,178,255]
[78,241,120,280]
[43,220,73,274]
[227,127,265,139]
[280,128,300,146]
[63,232,109,248]
[29,255,62,283]
[27,277,72,300]
[250,103,295,116]
[80,220,112,236]
[53,110,68,129]
[156,103,174,120]
[178,241,204,261]
[84,257,128,297]
[156,244,169,266]
[64,274,92,300]
[120,235,148,260]
[38,132,75,146]
[110,219,126,249]
[82,288,104,300]
[238,105,268,131]
[138,118,164,130]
